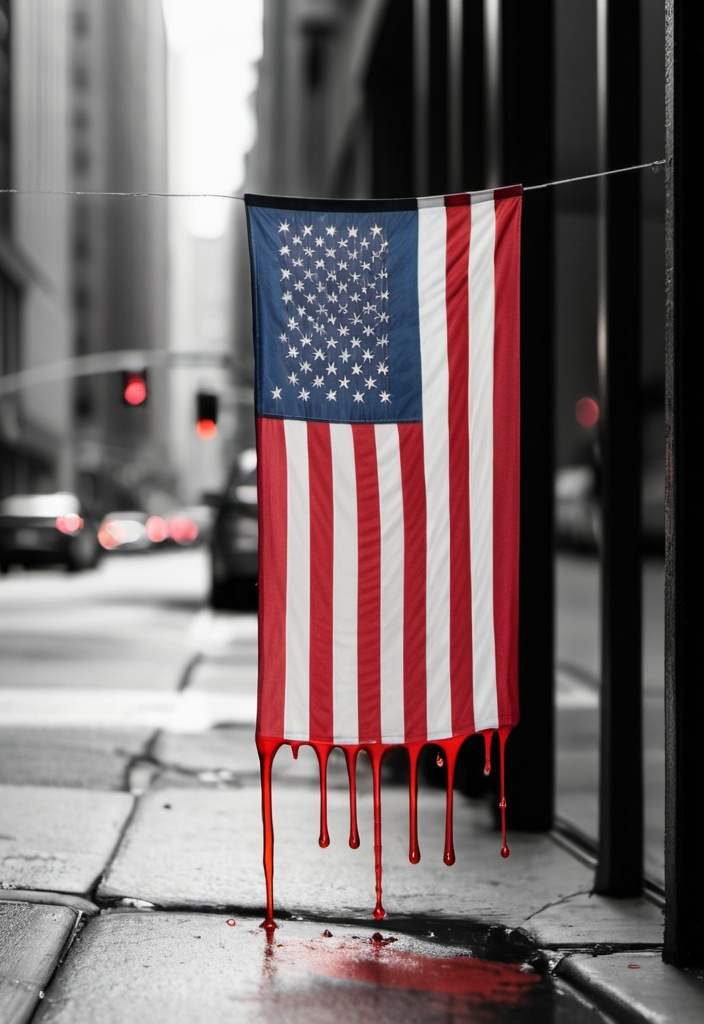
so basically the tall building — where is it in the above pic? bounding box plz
[70,0,170,513]
[1,0,74,498]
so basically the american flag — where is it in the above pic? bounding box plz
[246,187,522,749]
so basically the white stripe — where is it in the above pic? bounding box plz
[469,199,499,729]
[375,423,406,743]
[330,423,359,744]
[417,204,453,739]
[283,418,310,739]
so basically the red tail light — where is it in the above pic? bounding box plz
[56,513,84,535]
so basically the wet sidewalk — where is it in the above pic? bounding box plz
[2,634,704,1022]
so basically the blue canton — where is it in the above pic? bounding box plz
[248,205,423,424]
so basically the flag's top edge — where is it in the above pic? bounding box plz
[244,185,522,212]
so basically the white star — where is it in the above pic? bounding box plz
[271,387,282,400]
[370,224,383,236]
[325,225,336,236]
[350,337,362,349]
[279,245,290,256]
[281,291,293,303]
[315,236,325,247]
[313,347,325,360]
[287,317,298,330]
[281,268,291,280]
[377,361,389,375]
[339,349,351,363]
[300,335,312,347]
[287,372,298,385]
[347,226,358,237]
[292,235,301,245]
[362,348,374,362]
[313,375,325,388]
[300,360,312,373]
[325,389,337,402]
[380,391,391,403]
[377,334,389,347]
[279,332,288,343]
[353,390,364,403]
[302,224,313,236]
[351,363,363,375]
[364,375,377,390]
[326,362,337,375]
[339,376,350,388]
[298,388,310,401]
[287,346,299,358]
[278,220,290,233]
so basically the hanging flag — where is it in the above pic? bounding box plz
[245,187,523,926]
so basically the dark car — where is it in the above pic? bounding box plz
[0,491,103,573]
[208,448,258,610]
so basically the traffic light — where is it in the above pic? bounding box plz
[195,391,218,438]
[122,369,148,407]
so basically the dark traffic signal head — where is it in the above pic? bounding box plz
[195,391,218,438]
[122,370,148,406]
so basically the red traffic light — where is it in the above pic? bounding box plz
[195,392,218,438]
[123,371,148,406]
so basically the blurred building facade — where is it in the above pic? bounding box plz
[0,0,170,514]
[241,0,664,466]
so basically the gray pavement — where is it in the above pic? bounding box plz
[2,608,704,1023]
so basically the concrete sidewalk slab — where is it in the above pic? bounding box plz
[525,891,663,949]
[0,727,153,790]
[0,785,133,895]
[558,951,704,1024]
[98,782,597,930]
[31,912,608,1024]
[0,900,78,1024]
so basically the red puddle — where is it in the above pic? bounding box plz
[264,933,539,1003]
[257,727,512,924]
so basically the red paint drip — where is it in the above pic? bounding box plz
[226,918,236,927]
[343,748,360,849]
[314,745,331,848]
[481,729,493,775]
[367,745,386,920]
[498,725,511,857]
[407,743,422,864]
[256,728,514,925]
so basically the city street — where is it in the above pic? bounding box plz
[0,546,687,1023]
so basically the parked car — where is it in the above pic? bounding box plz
[97,510,165,552]
[207,448,258,610]
[0,491,102,573]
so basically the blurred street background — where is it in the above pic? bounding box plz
[0,4,672,1013]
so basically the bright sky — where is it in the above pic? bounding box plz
[161,0,264,236]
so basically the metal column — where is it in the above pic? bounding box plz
[663,0,704,968]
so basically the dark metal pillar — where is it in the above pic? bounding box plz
[499,0,555,832]
[663,0,704,968]
[593,0,643,896]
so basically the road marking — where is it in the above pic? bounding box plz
[0,686,256,731]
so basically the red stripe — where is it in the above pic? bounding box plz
[445,202,475,736]
[398,422,427,743]
[307,421,334,741]
[352,424,381,742]
[256,416,287,738]
[492,194,522,726]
